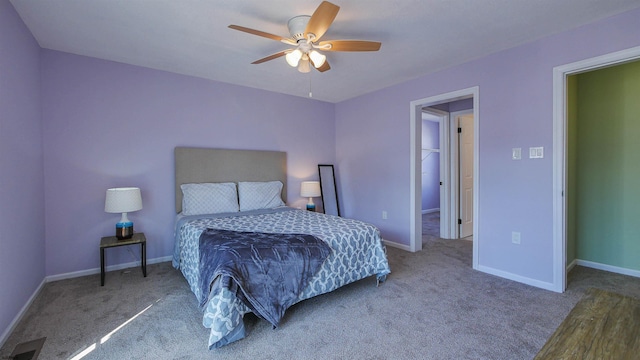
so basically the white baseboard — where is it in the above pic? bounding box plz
[383,239,413,252]
[477,265,559,292]
[421,208,440,214]
[566,258,577,272]
[575,259,640,278]
[46,255,173,282]
[0,278,46,349]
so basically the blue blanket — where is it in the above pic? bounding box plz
[198,228,331,328]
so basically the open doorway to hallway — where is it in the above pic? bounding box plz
[410,87,479,269]
[421,104,474,241]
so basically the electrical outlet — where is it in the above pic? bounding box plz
[512,231,521,244]
[382,211,388,220]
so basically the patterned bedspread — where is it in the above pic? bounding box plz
[172,207,391,349]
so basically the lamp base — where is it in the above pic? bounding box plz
[306,203,316,212]
[116,222,134,240]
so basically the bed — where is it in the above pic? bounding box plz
[171,147,391,349]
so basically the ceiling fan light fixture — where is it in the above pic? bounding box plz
[286,49,303,67]
[309,50,326,68]
[298,56,311,73]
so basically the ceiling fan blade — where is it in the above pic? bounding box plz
[304,1,339,42]
[229,25,291,42]
[318,40,381,52]
[315,60,331,72]
[251,51,288,64]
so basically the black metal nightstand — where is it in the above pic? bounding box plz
[100,232,147,286]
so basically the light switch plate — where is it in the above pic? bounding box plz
[512,148,521,160]
[529,147,544,159]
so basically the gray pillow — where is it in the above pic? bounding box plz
[238,181,285,211]
[181,182,239,215]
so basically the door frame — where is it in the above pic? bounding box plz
[421,108,451,239]
[552,45,640,293]
[409,86,479,270]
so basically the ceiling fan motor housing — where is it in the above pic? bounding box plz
[288,15,311,41]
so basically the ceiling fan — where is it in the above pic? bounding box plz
[228,1,381,73]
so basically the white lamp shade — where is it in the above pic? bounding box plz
[286,49,303,67]
[300,181,321,198]
[105,187,143,213]
[309,50,326,68]
[297,56,311,73]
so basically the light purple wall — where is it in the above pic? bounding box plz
[449,98,473,113]
[336,7,640,284]
[421,120,439,211]
[41,50,335,276]
[0,0,45,343]
[430,98,473,113]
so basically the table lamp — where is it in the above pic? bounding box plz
[105,187,143,239]
[300,181,321,211]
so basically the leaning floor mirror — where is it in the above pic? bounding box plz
[318,164,340,216]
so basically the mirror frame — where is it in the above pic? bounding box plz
[318,164,340,216]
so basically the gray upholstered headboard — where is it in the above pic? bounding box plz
[174,147,287,213]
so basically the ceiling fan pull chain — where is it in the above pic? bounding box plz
[309,72,313,98]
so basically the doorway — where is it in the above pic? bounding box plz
[422,108,474,240]
[553,45,640,292]
[409,87,479,270]
[421,109,447,239]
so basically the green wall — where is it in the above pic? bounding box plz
[570,60,640,271]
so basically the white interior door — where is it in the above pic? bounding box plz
[459,114,474,238]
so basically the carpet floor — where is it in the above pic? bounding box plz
[2,215,639,359]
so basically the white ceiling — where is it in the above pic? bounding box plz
[10,0,640,103]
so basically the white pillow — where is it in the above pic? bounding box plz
[180,182,239,215]
[238,181,285,211]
